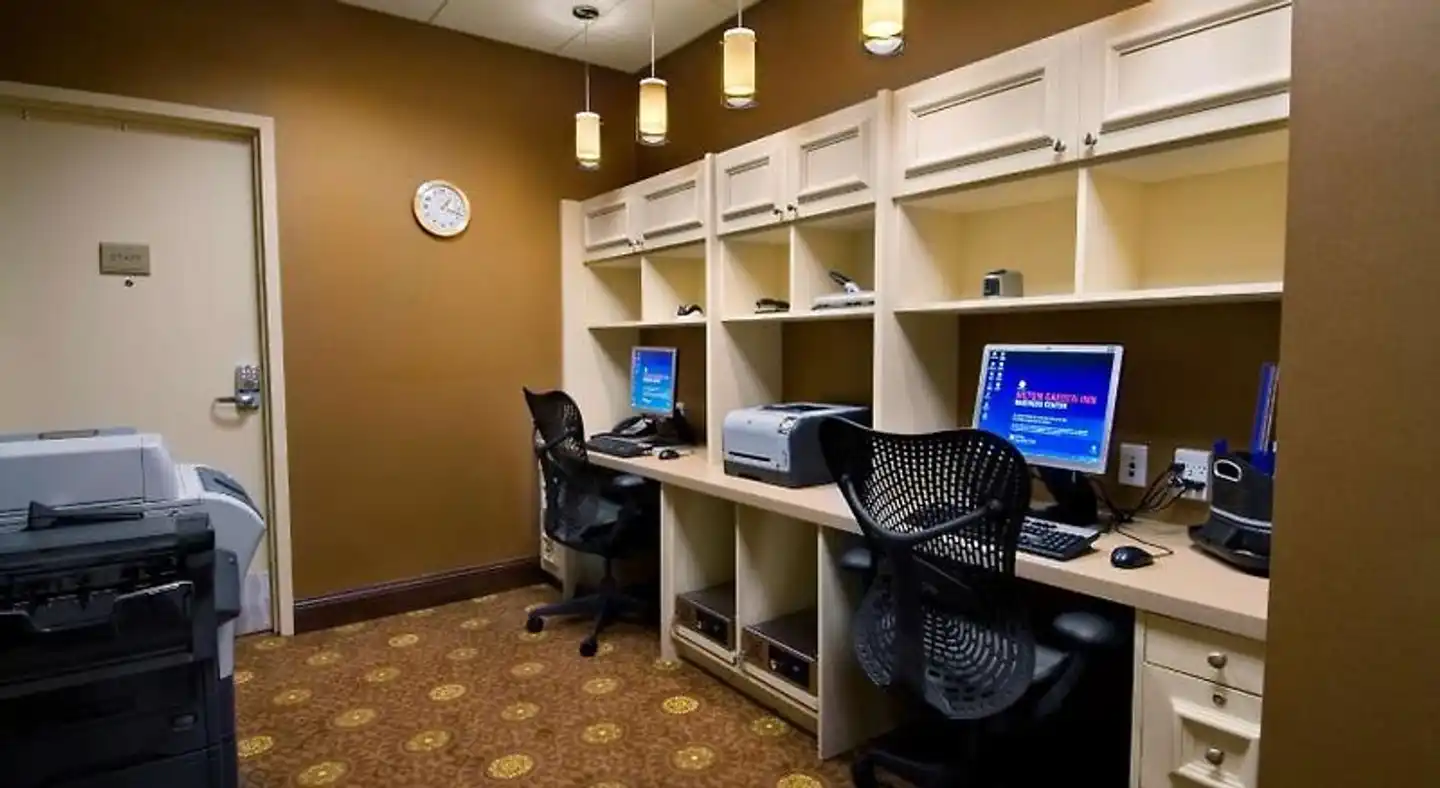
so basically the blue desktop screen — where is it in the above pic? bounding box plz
[973,346,1122,473]
[630,347,678,415]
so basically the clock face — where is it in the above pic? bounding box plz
[413,180,470,237]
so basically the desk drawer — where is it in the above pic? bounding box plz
[1144,615,1265,695]
[1140,664,1262,788]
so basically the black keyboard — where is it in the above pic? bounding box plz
[585,435,651,458]
[1017,516,1100,561]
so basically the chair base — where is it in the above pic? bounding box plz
[851,720,986,788]
[525,578,650,657]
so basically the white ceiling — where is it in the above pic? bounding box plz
[340,0,764,72]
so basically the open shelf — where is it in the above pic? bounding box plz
[896,172,1079,307]
[895,281,1282,316]
[1078,130,1289,296]
[737,508,819,710]
[662,488,737,663]
[720,209,877,320]
[583,241,707,329]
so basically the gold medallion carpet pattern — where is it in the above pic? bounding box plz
[236,585,853,787]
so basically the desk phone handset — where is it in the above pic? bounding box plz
[611,415,657,439]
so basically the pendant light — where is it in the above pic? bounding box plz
[862,0,905,56]
[723,1,756,109]
[637,0,668,146]
[574,6,601,170]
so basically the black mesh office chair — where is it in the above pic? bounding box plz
[819,419,1119,788]
[523,389,657,657]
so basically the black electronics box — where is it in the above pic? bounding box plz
[741,608,819,695]
[674,583,737,651]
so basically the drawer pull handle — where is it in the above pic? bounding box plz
[1212,692,1227,707]
[1207,652,1228,669]
[1205,748,1226,766]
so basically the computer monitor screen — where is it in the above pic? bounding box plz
[971,344,1124,475]
[630,346,678,415]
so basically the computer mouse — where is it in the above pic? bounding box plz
[1110,545,1155,569]
[657,449,681,461]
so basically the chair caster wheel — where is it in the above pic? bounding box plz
[525,616,544,634]
[579,638,598,657]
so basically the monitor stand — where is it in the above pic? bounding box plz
[644,409,697,447]
[1033,467,1101,528]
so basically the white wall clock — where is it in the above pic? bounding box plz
[413,180,471,238]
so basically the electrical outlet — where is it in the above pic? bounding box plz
[1118,442,1149,487]
[1173,448,1213,501]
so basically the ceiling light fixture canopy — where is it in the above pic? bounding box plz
[723,1,756,109]
[637,0,668,145]
[862,0,905,56]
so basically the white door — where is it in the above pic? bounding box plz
[788,97,879,221]
[892,30,1080,199]
[1078,0,1293,159]
[632,160,708,252]
[714,132,790,236]
[581,188,636,261]
[0,106,274,632]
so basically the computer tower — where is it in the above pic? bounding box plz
[673,583,737,652]
[741,608,819,696]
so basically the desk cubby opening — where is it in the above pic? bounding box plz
[895,172,1079,307]
[1078,130,1288,298]
[720,227,790,318]
[736,507,820,709]
[662,488,737,662]
[582,257,642,327]
[640,243,707,325]
[790,209,876,318]
[817,528,894,758]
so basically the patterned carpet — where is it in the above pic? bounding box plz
[234,585,854,787]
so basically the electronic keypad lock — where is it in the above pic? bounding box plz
[215,364,262,411]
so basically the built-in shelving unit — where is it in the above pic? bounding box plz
[560,0,1294,762]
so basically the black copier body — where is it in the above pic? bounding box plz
[0,511,240,788]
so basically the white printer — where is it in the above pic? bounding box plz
[722,403,871,488]
[0,429,267,679]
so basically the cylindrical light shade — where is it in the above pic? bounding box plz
[637,77,668,146]
[576,111,601,170]
[723,27,757,109]
[862,0,904,56]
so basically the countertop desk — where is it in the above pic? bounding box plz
[592,449,1269,641]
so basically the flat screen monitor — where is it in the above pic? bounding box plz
[971,344,1124,475]
[630,346,678,415]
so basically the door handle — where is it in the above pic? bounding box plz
[217,364,262,411]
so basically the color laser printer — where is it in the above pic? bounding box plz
[722,403,871,488]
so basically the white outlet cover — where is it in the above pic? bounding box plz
[1174,448,1213,501]
[1119,442,1149,487]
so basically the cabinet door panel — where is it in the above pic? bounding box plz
[893,32,1078,198]
[1081,0,1292,157]
[634,160,707,251]
[790,99,877,219]
[715,133,788,236]
[581,191,634,261]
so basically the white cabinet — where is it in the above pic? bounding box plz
[892,32,1079,199]
[580,190,635,261]
[582,160,709,261]
[789,98,879,220]
[1139,665,1262,788]
[1079,0,1293,159]
[716,98,879,236]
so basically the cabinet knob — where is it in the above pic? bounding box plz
[1207,652,1228,669]
[1211,692,1227,708]
[1084,132,1099,148]
[772,207,784,217]
[787,204,798,216]
[1204,748,1226,767]
[1053,140,1067,153]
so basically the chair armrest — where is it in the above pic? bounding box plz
[1052,611,1119,650]
[839,546,875,573]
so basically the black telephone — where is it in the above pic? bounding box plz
[610,415,658,438]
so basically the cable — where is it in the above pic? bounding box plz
[1116,525,1176,558]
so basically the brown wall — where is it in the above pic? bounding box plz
[0,0,638,599]
[639,0,1140,177]
[1261,1,1440,785]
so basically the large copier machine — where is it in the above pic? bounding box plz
[0,430,266,788]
